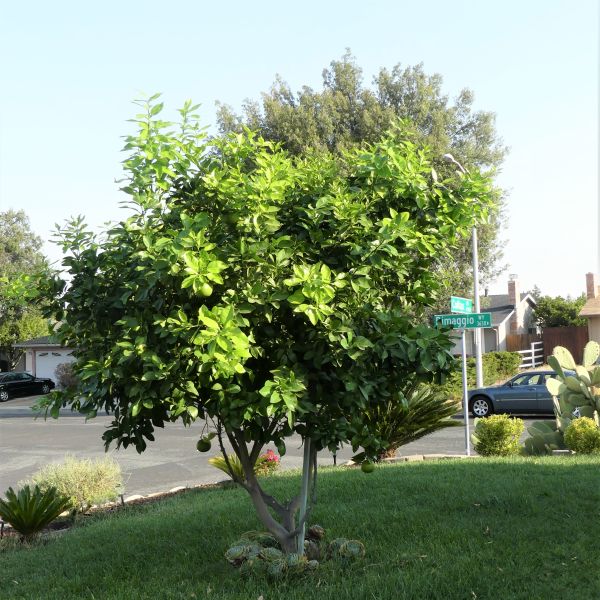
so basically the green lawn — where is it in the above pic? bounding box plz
[2,456,600,600]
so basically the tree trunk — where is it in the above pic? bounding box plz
[227,430,317,555]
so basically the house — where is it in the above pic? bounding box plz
[451,276,537,355]
[579,272,600,344]
[13,336,76,380]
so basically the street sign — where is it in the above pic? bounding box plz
[434,312,492,329]
[450,296,473,314]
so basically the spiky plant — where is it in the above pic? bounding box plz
[353,382,461,461]
[208,454,246,481]
[0,485,70,542]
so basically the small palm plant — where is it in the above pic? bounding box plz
[353,382,462,461]
[0,485,71,542]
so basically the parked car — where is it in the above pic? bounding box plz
[0,372,55,401]
[468,370,570,418]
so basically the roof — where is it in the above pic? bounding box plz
[489,308,514,327]
[580,297,600,317]
[14,335,63,348]
[482,293,536,311]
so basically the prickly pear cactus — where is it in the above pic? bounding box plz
[523,342,600,455]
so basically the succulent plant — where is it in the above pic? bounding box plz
[254,532,278,548]
[327,537,348,559]
[285,552,308,574]
[522,342,600,455]
[307,524,325,541]
[266,559,287,579]
[304,539,321,561]
[339,539,366,560]
[307,559,319,570]
[225,545,249,565]
[259,546,284,562]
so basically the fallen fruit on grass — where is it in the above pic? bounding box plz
[361,460,375,474]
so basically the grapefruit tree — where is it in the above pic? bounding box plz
[38,97,493,554]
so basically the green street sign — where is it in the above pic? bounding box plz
[450,296,473,314]
[434,312,492,329]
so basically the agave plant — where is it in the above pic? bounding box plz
[0,485,71,542]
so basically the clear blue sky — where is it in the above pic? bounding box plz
[1,0,597,298]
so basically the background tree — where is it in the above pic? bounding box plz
[0,211,49,369]
[38,98,494,555]
[217,51,508,311]
[534,294,587,328]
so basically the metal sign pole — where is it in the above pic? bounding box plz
[461,328,471,456]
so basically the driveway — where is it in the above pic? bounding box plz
[0,395,549,496]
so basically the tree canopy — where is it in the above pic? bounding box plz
[217,51,507,310]
[38,97,494,553]
[534,294,587,328]
[0,210,49,369]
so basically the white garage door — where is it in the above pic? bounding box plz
[35,350,75,381]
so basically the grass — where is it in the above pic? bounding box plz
[2,456,600,599]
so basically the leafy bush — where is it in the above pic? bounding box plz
[54,362,78,391]
[471,415,524,456]
[438,351,521,400]
[254,450,280,476]
[28,456,122,513]
[487,352,522,381]
[352,383,461,461]
[0,485,70,542]
[564,417,600,454]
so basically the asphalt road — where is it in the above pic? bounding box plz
[0,395,550,496]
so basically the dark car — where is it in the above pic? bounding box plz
[0,372,55,401]
[468,370,568,418]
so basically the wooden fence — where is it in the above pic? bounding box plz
[506,333,542,352]
[542,326,589,364]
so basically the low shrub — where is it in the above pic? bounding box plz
[564,417,600,454]
[471,414,524,456]
[27,456,122,513]
[0,485,70,542]
[254,450,280,476]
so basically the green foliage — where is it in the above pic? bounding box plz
[0,210,50,368]
[217,51,508,313]
[254,450,280,476]
[208,454,246,482]
[352,383,461,461]
[471,415,524,456]
[534,294,587,328]
[28,456,122,513]
[209,451,280,480]
[438,351,521,399]
[522,342,600,455]
[564,417,600,454]
[0,485,70,541]
[522,420,565,456]
[33,95,494,550]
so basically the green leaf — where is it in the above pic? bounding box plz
[186,381,199,396]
